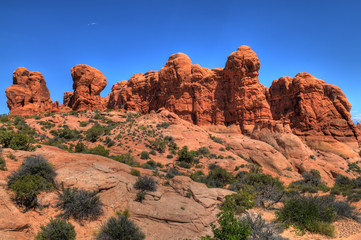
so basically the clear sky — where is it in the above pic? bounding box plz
[1,0,360,121]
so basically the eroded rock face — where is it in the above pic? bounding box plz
[108,46,272,129]
[267,73,360,142]
[64,64,107,111]
[5,67,58,115]
[108,46,359,144]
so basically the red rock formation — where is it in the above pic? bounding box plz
[108,46,271,130]
[64,64,107,111]
[5,67,58,115]
[108,46,360,145]
[267,73,360,142]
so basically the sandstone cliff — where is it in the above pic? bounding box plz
[5,67,58,115]
[107,46,360,146]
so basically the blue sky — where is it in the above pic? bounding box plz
[1,0,360,121]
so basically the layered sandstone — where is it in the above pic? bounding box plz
[108,46,360,145]
[5,67,58,115]
[64,64,107,111]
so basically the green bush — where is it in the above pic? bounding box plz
[57,187,103,221]
[289,169,329,193]
[202,210,251,240]
[35,218,76,240]
[221,191,255,214]
[131,169,141,176]
[204,166,234,188]
[135,191,146,202]
[75,142,86,153]
[331,175,361,201]
[177,146,195,165]
[198,147,210,156]
[140,151,150,160]
[51,126,80,140]
[134,176,158,192]
[276,195,337,236]
[112,153,138,166]
[0,131,33,151]
[229,170,285,208]
[8,155,56,186]
[85,124,110,142]
[0,157,7,170]
[7,155,56,209]
[149,138,166,153]
[156,122,170,129]
[9,174,53,209]
[79,121,88,127]
[87,145,110,157]
[96,214,145,240]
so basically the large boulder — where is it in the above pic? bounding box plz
[5,67,58,115]
[64,64,107,111]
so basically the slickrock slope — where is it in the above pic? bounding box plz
[5,67,58,115]
[64,64,108,111]
[0,146,230,240]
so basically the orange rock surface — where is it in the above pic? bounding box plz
[64,64,107,111]
[108,46,360,144]
[5,67,58,115]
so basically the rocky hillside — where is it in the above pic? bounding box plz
[2,45,361,239]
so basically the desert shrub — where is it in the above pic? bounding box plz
[190,170,205,182]
[149,150,156,155]
[166,167,181,179]
[166,154,173,159]
[9,174,53,209]
[112,153,138,166]
[96,214,145,240]
[134,176,158,192]
[221,191,255,214]
[149,138,166,153]
[202,210,251,240]
[79,121,88,127]
[140,151,150,160]
[35,218,76,240]
[177,146,195,165]
[198,147,210,156]
[140,161,154,170]
[0,114,9,123]
[57,187,103,221]
[0,130,33,151]
[209,134,223,144]
[52,126,80,140]
[203,166,234,188]
[229,170,285,208]
[131,169,141,176]
[0,157,7,170]
[74,142,86,153]
[85,124,110,142]
[348,162,361,173]
[331,175,361,201]
[135,191,146,202]
[8,155,56,186]
[241,213,288,240]
[156,122,170,129]
[289,169,329,193]
[87,145,110,157]
[105,137,115,147]
[276,195,339,236]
